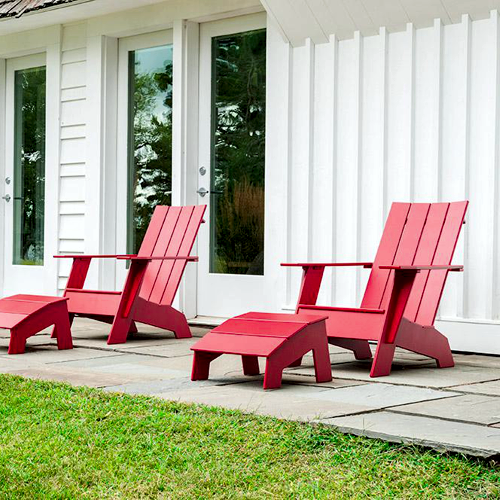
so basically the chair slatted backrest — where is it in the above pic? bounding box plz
[138,205,206,306]
[361,201,468,325]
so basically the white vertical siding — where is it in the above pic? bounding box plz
[271,12,500,351]
[57,23,87,290]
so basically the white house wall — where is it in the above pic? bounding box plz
[268,12,500,353]
[57,23,87,291]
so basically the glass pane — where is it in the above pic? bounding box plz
[210,29,266,275]
[128,44,173,253]
[13,66,46,266]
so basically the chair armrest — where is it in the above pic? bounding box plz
[54,254,137,259]
[281,262,373,268]
[380,265,463,272]
[116,255,199,262]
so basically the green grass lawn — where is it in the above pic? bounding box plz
[0,375,498,499]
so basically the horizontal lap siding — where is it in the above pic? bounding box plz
[58,23,87,291]
[277,12,500,333]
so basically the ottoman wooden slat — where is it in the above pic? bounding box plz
[0,295,73,354]
[191,312,332,389]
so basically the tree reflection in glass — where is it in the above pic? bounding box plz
[211,29,266,275]
[13,66,46,266]
[128,45,173,253]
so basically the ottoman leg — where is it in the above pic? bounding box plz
[242,355,260,376]
[8,327,27,355]
[312,346,332,383]
[288,356,303,368]
[51,313,74,339]
[263,358,284,390]
[192,352,221,381]
[53,304,73,351]
[312,324,332,383]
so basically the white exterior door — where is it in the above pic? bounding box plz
[196,14,268,319]
[2,54,51,296]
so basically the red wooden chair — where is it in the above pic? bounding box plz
[55,205,206,345]
[283,202,468,377]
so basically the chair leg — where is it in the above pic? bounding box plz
[329,338,372,360]
[191,352,221,381]
[107,316,134,345]
[167,309,192,339]
[129,321,138,334]
[242,355,260,375]
[263,358,284,390]
[370,341,396,377]
[396,319,454,368]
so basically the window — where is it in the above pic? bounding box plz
[210,29,266,275]
[13,66,46,266]
[127,44,173,253]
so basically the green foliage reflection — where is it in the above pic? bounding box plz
[211,29,266,275]
[128,45,173,253]
[13,66,46,266]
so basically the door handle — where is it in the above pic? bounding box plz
[2,194,11,202]
[196,188,223,197]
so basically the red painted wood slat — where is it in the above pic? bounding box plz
[213,318,308,337]
[236,311,327,324]
[416,201,468,325]
[0,312,29,329]
[361,203,411,309]
[139,206,181,300]
[193,332,284,357]
[148,206,195,304]
[404,203,449,321]
[138,206,170,257]
[161,205,206,305]
[379,203,430,310]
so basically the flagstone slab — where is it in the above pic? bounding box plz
[104,377,237,396]
[303,383,458,409]
[291,362,500,388]
[320,411,500,458]
[55,353,191,380]
[452,379,500,397]
[122,340,202,358]
[7,366,136,388]
[157,383,373,421]
[390,394,500,425]
[1,346,125,363]
[450,354,500,369]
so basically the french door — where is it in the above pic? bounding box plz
[116,30,173,287]
[3,54,50,295]
[196,14,267,318]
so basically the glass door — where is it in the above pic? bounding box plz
[3,54,48,295]
[116,30,173,286]
[197,14,267,318]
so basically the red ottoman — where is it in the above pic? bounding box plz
[191,312,332,389]
[0,295,73,354]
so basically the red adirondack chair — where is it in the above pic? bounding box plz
[55,205,206,344]
[283,202,468,377]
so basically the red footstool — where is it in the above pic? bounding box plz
[191,312,332,389]
[0,295,73,354]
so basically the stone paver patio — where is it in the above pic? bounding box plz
[1,318,500,459]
